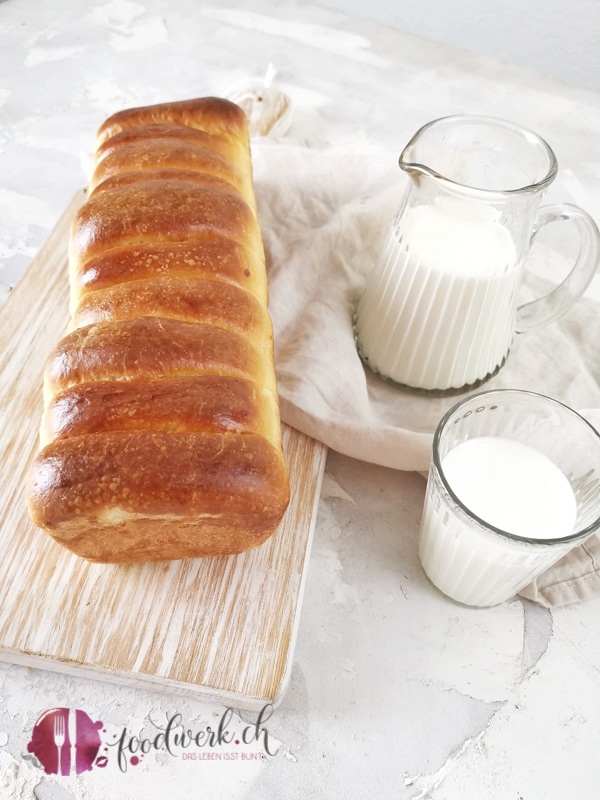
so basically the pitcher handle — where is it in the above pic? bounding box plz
[516,203,600,332]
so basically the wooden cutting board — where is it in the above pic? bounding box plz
[0,191,327,710]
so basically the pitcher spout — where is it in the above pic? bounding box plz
[399,115,557,196]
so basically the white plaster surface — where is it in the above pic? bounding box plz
[322,0,600,92]
[1,1,600,797]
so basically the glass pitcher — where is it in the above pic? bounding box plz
[354,115,600,394]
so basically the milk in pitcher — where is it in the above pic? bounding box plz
[356,198,519,391]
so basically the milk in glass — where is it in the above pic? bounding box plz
[419,436,578,606]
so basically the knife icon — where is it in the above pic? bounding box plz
[68,708,77,775]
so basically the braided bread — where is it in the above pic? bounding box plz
[27,97,290,563]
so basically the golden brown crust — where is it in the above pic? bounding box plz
[93,123,233,166]
[88,169,234,197]
[28,96,289,563]
[73,236,262,309]
[71,277,266,333]
[43,377,264,447]
[96,97,248,147]
[45,318,262,394]
[90,140,246,194]
[28,431,290,562]
[71,180,261,268]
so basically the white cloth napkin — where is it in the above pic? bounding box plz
[252,141,600,608]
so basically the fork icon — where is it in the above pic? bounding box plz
[53,713,65,776]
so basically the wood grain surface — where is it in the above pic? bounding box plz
[0,191,327,710]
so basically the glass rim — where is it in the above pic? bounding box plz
[400,114,558,196]
[432,389,600,546]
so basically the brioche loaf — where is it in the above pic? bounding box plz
[27,97,290,563]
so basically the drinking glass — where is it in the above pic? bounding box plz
[419,389,600,606]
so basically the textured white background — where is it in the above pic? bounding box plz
[2,1,600,798]
[321,0,600,90]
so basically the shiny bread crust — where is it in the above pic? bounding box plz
[29,431,289,562]
[27,97,290,562]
